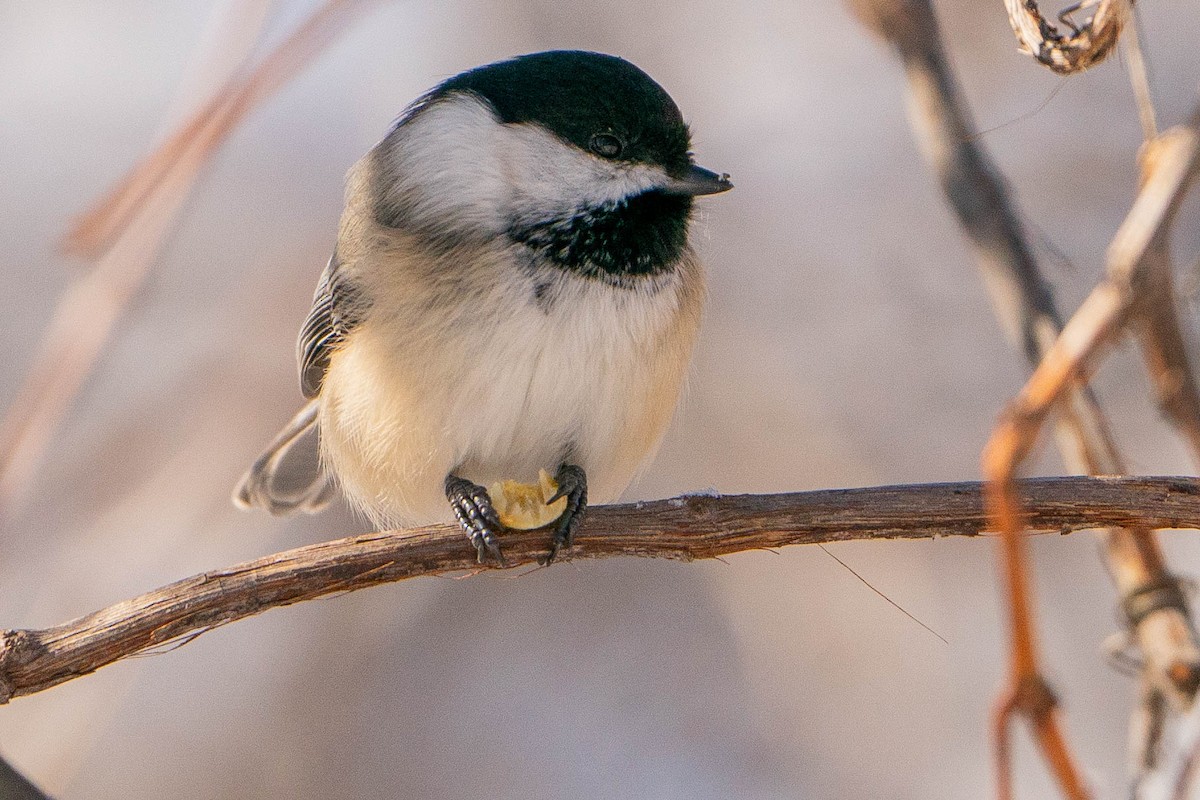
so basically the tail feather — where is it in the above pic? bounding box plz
[234,400,335,516]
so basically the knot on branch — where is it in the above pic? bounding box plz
[1167,660,1200,700]
[1014,673,1059,719]
[0,629,42,705]
[1119,577,1200,699]
[1123,578,1191,629]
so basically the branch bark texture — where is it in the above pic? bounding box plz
[2,476,1200,705]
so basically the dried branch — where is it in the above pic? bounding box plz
[64,0,380,258]
[848,0,1200,796]
[1133,697,1200,799]
[1132,133,1200,462]
[982,110,1200,800]
[1003,0,1129,74]
[3,476,1199,705]
[1122,12,1158,142]
[0,0,379,521]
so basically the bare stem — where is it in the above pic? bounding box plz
[3,476,1200,705]
[849,0,1200,795]
[0,0,380,522]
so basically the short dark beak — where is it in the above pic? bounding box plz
[662,165,733,196]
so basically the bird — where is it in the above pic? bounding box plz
[234,50,731,564]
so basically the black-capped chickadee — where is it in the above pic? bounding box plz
[235,50,731,563]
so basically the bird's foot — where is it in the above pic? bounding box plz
[445,474,505,565]
[542,464,587,565]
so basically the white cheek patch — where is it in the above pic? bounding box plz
[498,124,668,225]
[374,93,671,237]
[375,94,512,234]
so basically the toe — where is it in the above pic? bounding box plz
[543,464,588,564]
[446,474,507,565]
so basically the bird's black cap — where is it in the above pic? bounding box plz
[436,50,693,176]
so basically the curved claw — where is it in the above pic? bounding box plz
[543,464,587,565]
[445,474,506,565]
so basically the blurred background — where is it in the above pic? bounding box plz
[2,1,1199,797]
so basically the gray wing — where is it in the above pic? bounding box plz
[297,251,363,398]
[232,399,335,515]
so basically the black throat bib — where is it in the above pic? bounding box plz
[509,190,692,284]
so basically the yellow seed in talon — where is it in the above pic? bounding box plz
[489,469,568,530]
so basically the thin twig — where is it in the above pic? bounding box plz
[2,476,1200,705]
[1134,696,1200,799]
[64,0,381,258]
[847,0,1200,795]
[1122,9,1158,142]
[1131,130,1200,462]
[817,543,949,644]
[982,108,1200,800]
[1129,678,1168,784]
[0,0,380,522]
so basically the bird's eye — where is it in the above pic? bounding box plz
[589,133,624,159]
